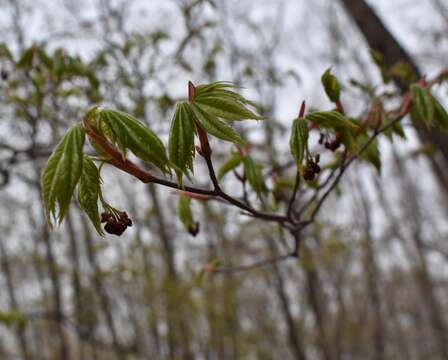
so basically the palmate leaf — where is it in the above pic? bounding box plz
[41,123,85,227]
[411,84,434,127]
[194,96,262,121]
[305,111,358,131]
[433,96,448,130]
[77,156,103,235]
[289,118,309,168]
[195,81,241,96]
[89,108,170,174]
[193,81,262,121]
[190,103,245,145]
[169,102,196,183]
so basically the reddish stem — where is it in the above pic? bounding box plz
[188,80,196,102]
[83,119,154,182]
[298,100,306,118]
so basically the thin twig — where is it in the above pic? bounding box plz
[286,172,301,221]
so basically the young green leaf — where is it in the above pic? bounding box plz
[383,114,406,141]
[243,156,266,196]
[0,43,13,60]
[194,97,262,121]
[193,81,262,121]
[95,108,170,173]
[392,121,406,139]
[195,81,241,96]
[289,118,309,168]
[178,195,199,236]
[17,47,35,68]
[370,49,390,83]
[190,103,245,145]
[218,152,243,179]
[356,133,381,172]
[37,48,53,68]
[0,310,26,330]
[339,127,358,152]
[168,102,196,183]
[41,123,85,227]
[411,84,434,127]
[306,111,358,131]
[432,95,448,131]
[388,62,416,85]
[321,68,340,103]
[77,156,103,235]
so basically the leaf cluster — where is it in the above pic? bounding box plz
[41,81,262,235]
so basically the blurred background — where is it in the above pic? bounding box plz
[0,0,448,359]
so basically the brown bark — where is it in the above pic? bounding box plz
[147,185,193,360]
[122,183,161,357]
[266,236,307,360]
[80,214,123,358]
[391,150,448,358]
[301,244,332,360]
[353,177,385,360]
[66,212,86,360]
[0,237,31,360]
[40,222,69,359]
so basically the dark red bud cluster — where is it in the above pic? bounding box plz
[188,222,200,237]
[101,211,133,236]
[302,156,321,181]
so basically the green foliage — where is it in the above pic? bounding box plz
[178,195,199,235]
[411,84,434,126]
[389,62,417,85]
[218,152,244,179]
[0,43,13,59]
[0,310,26,330]
[383,115,406,141]
[17,46,36,68]
[87,107,170,174]
[190,104,245,145]
[305,111,358,131]
[243,156,266,196]
[289,118,309,169]
[193,82,262,121]
[40,76,448,239]
[411,84,448,131]
[40,80,265,234]
[190,81,262,144]
[77,156,103,235]
[356,134,381,172]
[321,68,341,103]
[433,96,448,130]
[169,102,196,184]
[370,49,390,83]
[41,123,85,227]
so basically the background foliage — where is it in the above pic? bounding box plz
[1,0,448,359]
